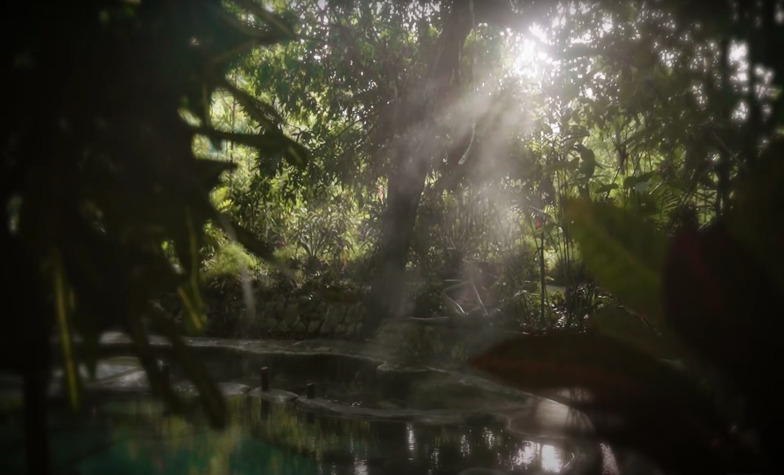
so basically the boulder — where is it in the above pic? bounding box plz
[307,320,322,334]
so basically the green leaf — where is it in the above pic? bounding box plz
[174,207,207,334]
[125,313,185,417]
[578,146,596,178]
[191,159,237,190]
[53,253,81,410]
[539,221,556,235]
[596,183,619,194]
[151,306,227,429]
[623,172,655,190]
[214,214,295,279]
[544,158,579,174]
[193,128,309,170]
[564,198,668,325]
[283,142,310,169]
[178,284,207,333]
[216,75,284,128]
[228,0,297,39]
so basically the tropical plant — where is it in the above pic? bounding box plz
[2,1,306,472]
[470,142,784,472]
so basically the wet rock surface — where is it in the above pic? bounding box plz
[26,334,598,445]
[0,333,670,474]
[0,332,593,438]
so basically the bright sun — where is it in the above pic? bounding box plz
[510,24,554,80]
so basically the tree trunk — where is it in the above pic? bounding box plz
[360,0,539,338]
[360,0,474,338]
[363,147,431,330]
[716,37,731,216]
[539,232,546,326]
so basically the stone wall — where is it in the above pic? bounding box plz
[157,277,366,339]
[245,295,365,338]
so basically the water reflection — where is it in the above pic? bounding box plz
[512,443,537,466]
[540,445,563,473]
[0,395,583,474]
[407,423,416,456]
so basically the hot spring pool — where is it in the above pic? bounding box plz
[0,336,665,474]
[0,394,588,475]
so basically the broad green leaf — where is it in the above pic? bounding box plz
[623,172,655,189]
[216,75,284,128]
[214,214,295,279]
[178,285,207,333]
[564,198,668,325]
[283,142,310,169]
[191,159,237,190]
[596,183,619,194]
[53,253,81,410]
[539,221,556,235]
[176,207,207,334]
[125,313,185,417]
[578,146,596,178]
[151,306,227,429]
[194,128,309,170]
[568,125,590,139]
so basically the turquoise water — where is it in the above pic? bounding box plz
[0,395,580,474]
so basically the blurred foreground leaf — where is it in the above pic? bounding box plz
[469,332,759,474]
[564,198,668,326]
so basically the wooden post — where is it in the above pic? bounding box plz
[160,361,170,384]
[260,366,269,392]
[306,383,315,399]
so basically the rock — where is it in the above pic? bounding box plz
[310,309,323,322]
[293,321,307,334]
[322,308,339,334]
[458,469,513,475]
[92,369,149,391]
[307,320,322,334]
[376,400,401,410]
[247,388,298,403]
[356,313,366,326]
[324,307,340,327]
[342,309,352,324]
[284,304,299,326]
[218,382,252,397]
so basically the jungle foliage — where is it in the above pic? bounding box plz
[4,0,784,473]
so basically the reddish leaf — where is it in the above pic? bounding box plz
[663,225,776,391]
[468,332,759,474]
[663,224,781,469]
[469,332,700,406]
